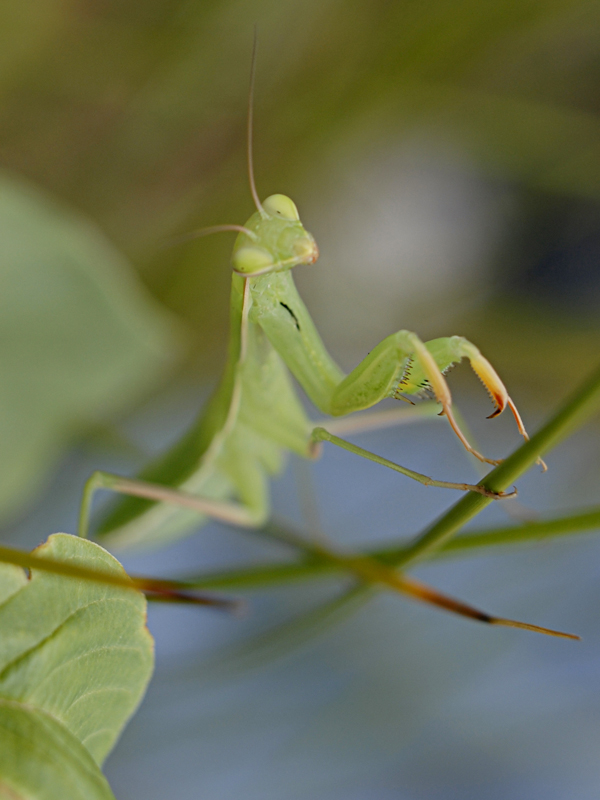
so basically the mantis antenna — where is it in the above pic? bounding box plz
[164,30,264,249]
[162,224,257,249]
[247,26,264,214]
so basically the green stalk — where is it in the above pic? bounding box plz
[171,504,600,592]
[382,506,600,561]
[3,501,598,597]
[0,545,238,609]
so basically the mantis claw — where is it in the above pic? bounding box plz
[461,344,546,468]
[404,335,501,466]
[483,485,517,500]
[507,396,547,471]
[405,337,547,471]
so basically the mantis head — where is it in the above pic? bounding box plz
[232,194,319,277]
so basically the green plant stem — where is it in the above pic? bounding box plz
[1,503,598,597]
[382,506,600,561]
[174,504,600,591]
[0,545,237,609]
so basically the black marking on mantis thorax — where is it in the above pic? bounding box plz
[280,302,300,331]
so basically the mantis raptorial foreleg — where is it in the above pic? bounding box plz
[253,266,541,467]
[318,330,536,467]
[394,333,547,469]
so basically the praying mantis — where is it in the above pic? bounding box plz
[78,41,574,641]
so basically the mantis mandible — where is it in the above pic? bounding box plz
[78,41,573,640]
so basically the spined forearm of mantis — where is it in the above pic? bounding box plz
[71,38,562,640]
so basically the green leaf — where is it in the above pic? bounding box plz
[0,700,115,800]
[0,534,154,767]
[0,172,181,522]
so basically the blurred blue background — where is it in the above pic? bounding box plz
[1,1,600,797]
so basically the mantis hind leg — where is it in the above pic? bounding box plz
[78,470,268,541]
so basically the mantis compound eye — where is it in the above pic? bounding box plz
[262,194,300,221]
[232,246,274,274]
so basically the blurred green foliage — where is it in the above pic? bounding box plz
[0,172,179,523]
[0,534,153,799]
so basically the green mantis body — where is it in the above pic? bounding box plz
[77,55,571,638]
[82,191,531,550]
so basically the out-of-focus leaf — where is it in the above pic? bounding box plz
[0,534,154,766]
[0,700,115,800]
[0,172,181,521]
